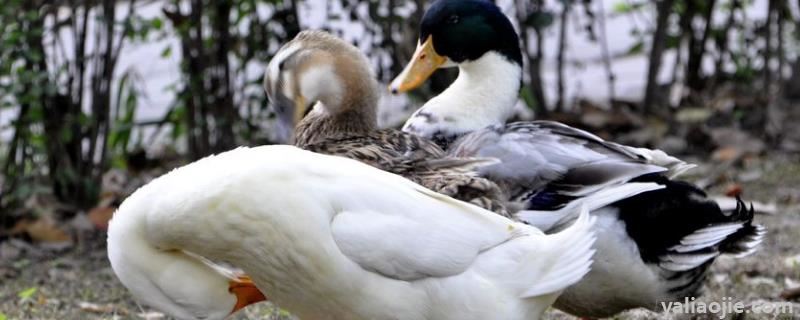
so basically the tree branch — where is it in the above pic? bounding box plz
[643,0,675,113]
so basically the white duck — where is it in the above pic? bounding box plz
[389,0,765,317]
[108,145,597,320]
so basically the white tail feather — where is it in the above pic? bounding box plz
[520,207,596,298]
[659,251,719,271]
[732,225,767,258]
[669,223,744,253]
[515,182,663,232]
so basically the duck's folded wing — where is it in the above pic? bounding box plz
[330,182,522,281]
[306,131,508,214]
[448,121,675,206]
[494,120,694,176]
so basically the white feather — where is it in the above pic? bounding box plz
[402,52,521,137]
[732,225,767,258]
[515,182,664,231]
[668,223,745,253]
[623,146,697,178]
[520,207,596,297]
[659,252,720,271]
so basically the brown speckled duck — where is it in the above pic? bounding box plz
[263,30,508,215]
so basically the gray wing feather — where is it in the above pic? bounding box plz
[448,121,674,200]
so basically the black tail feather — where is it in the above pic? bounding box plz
[614,176,765,300]
[718,197,766,257]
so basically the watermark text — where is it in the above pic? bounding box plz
[661,297,794,319]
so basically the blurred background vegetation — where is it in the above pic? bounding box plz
[1,0,799,237]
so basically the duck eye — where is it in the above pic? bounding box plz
[447,14,459,24]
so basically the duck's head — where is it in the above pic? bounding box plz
[389,0,522,93]
[389,0,523,145]
[107,208,267,320]
[264,30,379,144]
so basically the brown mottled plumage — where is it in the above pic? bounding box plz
[265,30,509,215]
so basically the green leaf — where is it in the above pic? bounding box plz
[160,45,172,58]
[151,17,163,29]
[612,2,633,14]
[0,312,7,320]
[18,287,37,299]
[626,41,644,55]
[525,11,555,29]
[519,85,537,111]
[612,1,645,14]
[665,34,681,49]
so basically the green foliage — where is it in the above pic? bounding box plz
[160,45,172,58]
[525,11,555,29]
[612,1,646,14]
[627,41,645,55]
[0,0,146,213]
[519,86,540,113]
[17,287,37,300]
[107,71,140,167]
[731,54,756,83]
[125,15,165,41]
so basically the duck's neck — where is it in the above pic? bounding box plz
[294,101,378,147]
[402,52,522,145]
[107,190,238,320]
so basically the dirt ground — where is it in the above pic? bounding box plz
[1,154,799,320]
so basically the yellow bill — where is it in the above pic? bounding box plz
[389,35,447,94]
[293,94,308,126]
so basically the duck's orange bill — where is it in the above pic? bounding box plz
[229,275,268,315]
[389,35,447,94]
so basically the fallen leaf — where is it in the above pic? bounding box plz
[25,216,71,243]
[78,301,119,314]
[88,206,116,230]
[711,146,742,162]
[8,219,32,236]
[725,183,743,197]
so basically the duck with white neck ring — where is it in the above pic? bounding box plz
[389,0,522,146]
[390,0,765,318]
